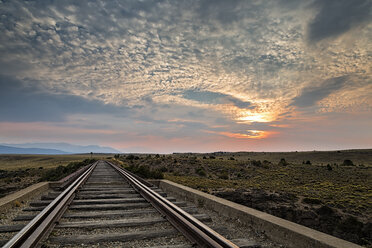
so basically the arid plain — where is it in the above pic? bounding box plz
[1,149,371,246]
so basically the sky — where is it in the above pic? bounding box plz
[0,0,371,153]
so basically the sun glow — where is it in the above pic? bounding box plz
[236,111,276,123]
[218,130,271,139]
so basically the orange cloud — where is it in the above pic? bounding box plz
[167,118,200,124]
[212,130,274,139]
[269,124,291,128]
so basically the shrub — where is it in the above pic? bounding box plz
[125,164,164,179]
[41,159,96,181]
[305,160,311,165]
[262,160,271,168]
[218,171,229,180]
[195,167,206,177]
[327,164,333,171]
[154,159,161,165]
[126,154,135,160]
[150,170,164,179]
[189,157,197,164]
[278,158,288,166]
[302,197,322,205]
[342,159,354,166]
[317,205,334,215]
[251,160,262,167]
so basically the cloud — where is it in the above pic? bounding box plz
[290,76,349,108]
[308,0,372,42]
[0,0,368,112]
[0,75,128,122]
[0,0,370,151]
[216,130,272,139]
[197,0,244,26]
[182,89,253,109]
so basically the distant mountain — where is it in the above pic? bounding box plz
[0,145,69,154]
[1,142,121,154]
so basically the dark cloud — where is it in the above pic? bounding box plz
[308,0,372,42]
[290,76,348,107]
[182,89,253,109]
[0,75,127,122]
[198,0,244,25]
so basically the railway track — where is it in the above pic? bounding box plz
[0,160,256,247]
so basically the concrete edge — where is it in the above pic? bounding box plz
[152,179,362,248]
[0,182,50,212]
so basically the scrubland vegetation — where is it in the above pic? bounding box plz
[0,150,371,245]
[40,158,97,181]
[0,154,102,198]
[114,149,372,246]
[0,154,104,170]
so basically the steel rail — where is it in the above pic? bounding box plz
[108,161,239,248]
[58,163,93,190]
[3,161,98,248]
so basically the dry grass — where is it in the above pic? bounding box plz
[0,154,104,198]
[186,149,372,167]
[165,164,372,218]
[117,149,372,219]
[0,154,107,170]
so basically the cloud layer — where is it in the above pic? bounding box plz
[0,75,128,122]
[0,0,371,152]
[308,0,371,42]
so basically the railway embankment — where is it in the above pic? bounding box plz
[152,179,363,248]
